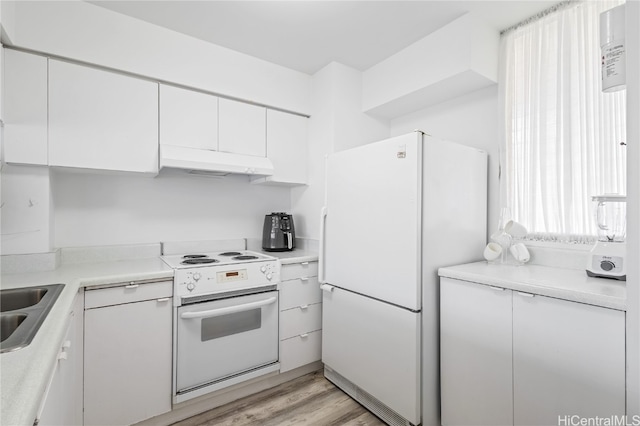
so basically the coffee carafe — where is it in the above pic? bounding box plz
[262,213,296,252]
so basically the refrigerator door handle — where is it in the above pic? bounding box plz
[320,284,334,292]
[319,206,328,284]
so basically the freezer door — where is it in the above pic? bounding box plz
[324,132,422,310]
[322,286,421,424]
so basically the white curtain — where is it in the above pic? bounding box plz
[500,0,627,239]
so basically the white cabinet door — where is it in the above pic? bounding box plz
[159,84,218,150]
[218,98,266,157]
[3,49,48,165]
[262,110,308,184]
[84,298,172,426]
[38,293,83,426]
[440,278,513,426]
[513,292,626,425]
[49,60,158,173]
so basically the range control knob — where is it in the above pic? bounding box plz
[193,272,202,281]
[260,266,267,273]
[266,272,273,281]
[600,260,615,271]
[187,283,195,291]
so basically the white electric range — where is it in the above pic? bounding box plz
[161,250,281,403]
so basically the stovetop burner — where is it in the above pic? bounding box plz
[233,255,259,260]
[219,252,242,256]
[181,258,219,265]
[183,254,208,259]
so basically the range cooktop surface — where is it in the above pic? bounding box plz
[161,250,276,269]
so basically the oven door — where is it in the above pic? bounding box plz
[176,290,279,394]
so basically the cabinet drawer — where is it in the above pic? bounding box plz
[279,330,322,373]
[85,280,172,309]
[280,303,322,340]
[281,261,318,281]
[279,277,321,311]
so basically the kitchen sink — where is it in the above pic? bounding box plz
[1,314,27,343]
[1,287,50,312]
[0,284,65,353]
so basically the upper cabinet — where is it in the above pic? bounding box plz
[218,98,266,157]
[2,49,308,179]
[252,110,308,186]
[3,49,48,165]
[48,60,159,174]
[159,84,218,150]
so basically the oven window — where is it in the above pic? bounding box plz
[200,309,262,341]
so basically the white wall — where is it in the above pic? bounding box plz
[291,62,389,240]
[1,165,53,254]
[626,0,640,416]
[5,0,311,114]
[52,170,290,248]
[0,1,16,44]
[390,85,499,237]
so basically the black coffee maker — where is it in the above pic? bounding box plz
[262,212,296,251]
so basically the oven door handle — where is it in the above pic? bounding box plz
[180,296,277,320]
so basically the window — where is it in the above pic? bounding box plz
[500,0,627,241]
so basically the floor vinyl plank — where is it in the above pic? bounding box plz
[172,371,386,426]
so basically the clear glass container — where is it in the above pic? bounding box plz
[593,195,626,242]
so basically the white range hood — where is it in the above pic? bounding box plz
[159,145,274,176]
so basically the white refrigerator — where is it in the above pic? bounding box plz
[319,131,487,426]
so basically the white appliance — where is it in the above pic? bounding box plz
[161,250,281,403]
[319,131,487,426]
[586,195,627,280]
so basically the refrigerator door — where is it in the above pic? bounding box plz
[322,285,421,424]
[323,132,422,310]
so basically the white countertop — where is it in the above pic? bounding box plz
[257,249,318,265]
[1,258,174,426]
[438,261,626,311]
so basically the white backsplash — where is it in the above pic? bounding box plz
[161,239,246,255]
[246,237,318,253]
[516,241,591,271]
[60,243,162,264]
[1,250,60,274]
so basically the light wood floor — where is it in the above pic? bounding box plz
[171,371,386,426]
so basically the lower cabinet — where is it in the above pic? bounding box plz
[512,290,625,425]
[440,279,513,426]
[37,291,84,426]
[83,281,172,426]
[440,278,625,426]
[278,261,321,372]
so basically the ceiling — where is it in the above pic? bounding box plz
[89,1,560,75]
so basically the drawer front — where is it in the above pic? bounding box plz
[279,277,321,311]
[279,330,322,373]
[280,303,322,340]
[281,261,318,281]
[85,280,173,309]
